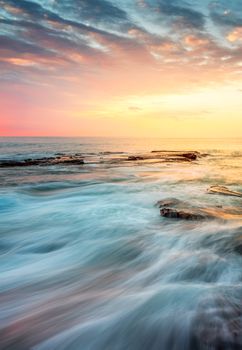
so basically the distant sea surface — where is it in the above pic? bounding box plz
[1,137,242,350]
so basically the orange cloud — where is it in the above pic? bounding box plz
[184,35,209,47]
[227,27,242,42]
[2,58,36,66]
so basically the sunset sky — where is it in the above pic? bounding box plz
[0,0,242,137]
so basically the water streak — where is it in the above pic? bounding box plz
[0,138,242,349]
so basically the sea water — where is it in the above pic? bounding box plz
[0,137,242,349]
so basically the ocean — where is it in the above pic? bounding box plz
[1,137,242,349]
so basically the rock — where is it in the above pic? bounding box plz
[164,156,192,162]
[105,150,203,165]
[160,208,209,220]
[0,156,85,167]
[151,150,200,158]
[59,158,84,165]
[181,152,197,160]
[127,156,144,161]
[99,151,124,155]
[158,197,242,221]
[156,198,183,208]
[207,185,242,197]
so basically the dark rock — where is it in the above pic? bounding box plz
[0,156,85,167]
[0,160,28,167]
[99,151,124,155]
[156,198,183,208]
[164,156,192,162]
[127,156,144,161]
[157,197,242,221]
[60,158,84,165]
[160,208,208,220]
[181,152,197,160]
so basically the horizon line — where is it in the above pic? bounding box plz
[0,136,241,139]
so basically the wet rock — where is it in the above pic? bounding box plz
[207,185,242,197]
[59,158,84,165]
[160,208,209,220]
[158,198,208,221]
[0,156,85,167]
[158,197,242,221]
[156,198,183,208]
[164,156,192,162]
[99,151,124,155]
[0,160,25,167]
[181,152,197,160]
[156,151,200,162]
[151,150,200,159]
[105,150,203,165]
[127,156,144,161]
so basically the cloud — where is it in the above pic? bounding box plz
[53,0,128,25]
[0,0,242,88]
[0,0,143,82]
[0,35,53,57]
[209,0,242,27]
[227,27,242,42]
[138,0,206,29]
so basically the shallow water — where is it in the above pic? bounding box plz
[1,138,242,350]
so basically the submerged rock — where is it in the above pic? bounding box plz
[207,185,242,197]
[191,295,242,349]
[231,233,242,255]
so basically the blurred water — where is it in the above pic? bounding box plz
[0,137,242,350]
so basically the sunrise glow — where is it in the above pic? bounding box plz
[0,0,242,137]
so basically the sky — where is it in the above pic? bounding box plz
[0,0,242,137]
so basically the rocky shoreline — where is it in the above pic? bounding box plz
[0,150,202,167]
